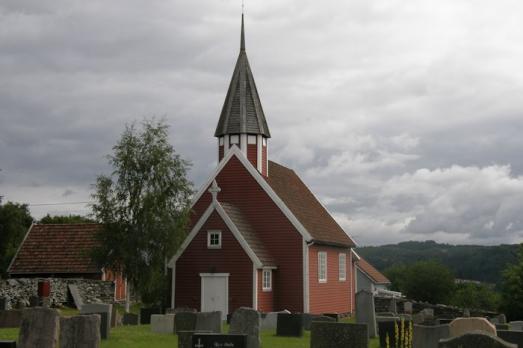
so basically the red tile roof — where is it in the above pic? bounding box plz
[8,224,102,275]
[356,257,390,284]
[266,161,355,248]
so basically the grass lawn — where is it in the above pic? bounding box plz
[0,312,380,347]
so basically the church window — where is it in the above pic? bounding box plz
[318,251,327,283]
[248,135,257,144]
[262,269,272,291]
[207,230,222,249]
[230,135,240,145]
[339,253,346,281]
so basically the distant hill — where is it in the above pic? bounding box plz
[356,241,519,287]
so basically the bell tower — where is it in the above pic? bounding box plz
[214,15,271,176]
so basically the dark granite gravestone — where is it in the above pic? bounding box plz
[176,312,198,334]
[498,330,523,348]
[18,308,59,348]
[229,307,261,348]
[28,296,39,308]
[178,331,212,348]
[378,318,412,348]
[413,324,450,348]
[59,315,101,348]
[276,313,303,337]
[0,341,16,348]
[438,331,516,347]
[0,298,7,311]
[139,307,162,325]
[0,310,23,328]
[356,290,377,337]
[192,334,247,348]
[322,313,340,321]
[302,314,335,331]
[80,304,112,340]
[195,311,222,333]
[310,322,368,348]
[122,313,138,325]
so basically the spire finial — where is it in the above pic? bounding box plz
[240,12,245,52]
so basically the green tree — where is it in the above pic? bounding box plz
[501,243,523,320]
[450,282,500,311]
[384,263,410,293]
[91,119,192,309]
[39,214,94,224]
[0,201,33,277]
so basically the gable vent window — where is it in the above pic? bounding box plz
[339,253,346,281]
[230,135,240,146]
[248,135,257,144]
[318,251,327,283]
[207,230,222,249]
[262,269,272,291]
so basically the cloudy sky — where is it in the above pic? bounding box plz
[1,0,523,246]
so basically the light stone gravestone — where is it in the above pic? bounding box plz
[422,308,435,318]
[261,310,290,330]
[229,307,261,348]
[195,311,222,333]
[18,308,59,348]
[67,284,84,309]
[355,290,377,338]
[310,322,368,348]
[151,314,175,334]
[80,303,112,339]
[404,301,413,314]
[449,317,497,338]
[302,314,335,331]
[175,312,197,334]
[60,314,101,348]
[413,324,450,348]
[498,330,523,347]
[509,321,523,331]
[439,331,516,348]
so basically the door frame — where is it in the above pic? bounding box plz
[200,273,229,318]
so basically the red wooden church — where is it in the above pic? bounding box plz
[168,16,357,317]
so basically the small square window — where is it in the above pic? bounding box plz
[318,251,327,283]
[230,135,240,145]
[207,230,221,249]
[262,269,272,291]
[248,135,257,144]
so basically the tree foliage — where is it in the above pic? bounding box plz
[91,119,193,305]
[0,201,33,277]
[501,243,523,320]
[450,282,500,311]
[39,214,94,224]
[385,260,455,304]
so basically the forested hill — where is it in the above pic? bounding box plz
[356,241,519,286]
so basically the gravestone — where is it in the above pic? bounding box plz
[509,321,523,331]
[261,310,290,330]
[195,311,222,333]
[192,333,247,348]
[151,314,175,334]
[140,307,162,325]
[28,296,39,308]
[60,314,101,348]
[178,331,213,348]
[302,314,335,331]
[498,314,507,324]
[0,310,23,328]
[276,313,303,337]
[439,331,516,347]
[0,341,16,348]
[68,284,84,309]
[0,298,7,311]
[322,313,340,321]
[498,330,523,347]
[496,324,510,331]
[356,290,377,337]
[122,313,138,325]
[110,305,119,328]
[176,312,197,334]
[229,307,261,348]
[438,318,454,325]
[80,303,112,339]
[18,308,59,348]
[463,309,471,318]
[422,308,435,319]
[404,301,413,314]
[413,324,450,348]
[449,317,497,338]
[310,322,368,348]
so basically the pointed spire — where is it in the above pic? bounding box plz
[240,14,245,52]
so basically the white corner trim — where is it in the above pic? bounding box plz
[241,133,247,155]
[303,239,310,313]
[7,222,34,273]
[252,265,258,310]
[351,249,361,261]
[257,135,262,172]
[190,146,313,242]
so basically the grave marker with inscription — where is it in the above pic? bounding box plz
[192,334,246,348]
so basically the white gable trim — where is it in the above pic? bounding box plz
[191,146,313,241]
[167,200,263,268]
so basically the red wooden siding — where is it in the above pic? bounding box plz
[188,156,304,312]
[175,210,253,313]
[104,270,127,301]
[262,145,267,176]
[257,269,274,312]
[247,144,257,168]
[308,245,351,314]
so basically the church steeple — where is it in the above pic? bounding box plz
[215,14,270,176]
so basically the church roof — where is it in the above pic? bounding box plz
[214,15,271,138]
[8,224,101,275]
[266,161,356,248]
[356,257,391,284]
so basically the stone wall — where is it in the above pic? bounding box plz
[375,296,498,319]
[0,278,114,309]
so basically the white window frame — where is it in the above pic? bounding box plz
[207,230,222,249]
[262,269,272,291]
[339,253,346,281]
[318,251,327,283]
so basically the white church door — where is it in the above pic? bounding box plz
[200,273,229,320]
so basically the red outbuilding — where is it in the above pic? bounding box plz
[168,15,359,317]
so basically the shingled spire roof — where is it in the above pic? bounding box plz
[214,15,271,138]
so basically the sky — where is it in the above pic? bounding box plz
[1,0,523,246]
